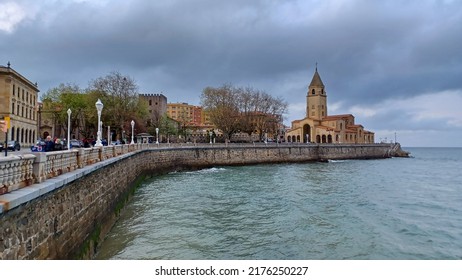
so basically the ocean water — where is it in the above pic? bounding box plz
[95,147,462,260]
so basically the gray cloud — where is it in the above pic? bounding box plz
[1,0,461,146]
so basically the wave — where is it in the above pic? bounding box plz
[328,159,348,163]
[186,167,227,174]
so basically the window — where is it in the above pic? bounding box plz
[149,100,152,106]
[312,89,315,95]
[312,105,315,109]
[12,103,15,114]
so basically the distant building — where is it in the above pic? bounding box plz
[0,62,40,147]
[139,93,167,124]
[166,102,214,141]
[286,68,375,144]
[167,102,212,128]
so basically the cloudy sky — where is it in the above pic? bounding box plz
[1,0,461,147]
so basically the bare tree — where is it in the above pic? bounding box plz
[88,71,147,140]
[201,84,288,142]
[201,84,241,141]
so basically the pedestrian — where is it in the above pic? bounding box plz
[45,136,54,152]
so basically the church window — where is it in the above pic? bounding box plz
[149,100,152,106]
[322,111,325,116]
[311,111,315,116]
[312,89,315,95]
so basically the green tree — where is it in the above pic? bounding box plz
[148,114,179,142]
[41,83,88,139]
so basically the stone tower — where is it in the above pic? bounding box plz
[306,67,327,121]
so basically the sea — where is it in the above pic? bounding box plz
[95,147,462,260]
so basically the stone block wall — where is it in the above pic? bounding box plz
[0,144,393,259]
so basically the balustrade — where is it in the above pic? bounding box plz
[0,155,35,193]
[0,144,144,196]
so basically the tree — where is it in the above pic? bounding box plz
[201,84,241,141]
[149,114,179,142]
[41,83,88,139]
[250,91,287,140]
[88,71,148,140]
[201,84,288,142]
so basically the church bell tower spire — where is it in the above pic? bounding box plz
[306,66,327,120]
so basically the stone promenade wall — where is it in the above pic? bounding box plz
[0,144,393,259]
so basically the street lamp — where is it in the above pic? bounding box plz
[130,120,135,144]
[155,127,159,144]
[95,99,103,147]
[107,125,111,145]
[67,108,71,149]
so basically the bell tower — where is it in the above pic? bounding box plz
[306,65,327,121]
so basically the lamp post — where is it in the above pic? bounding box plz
[155,127,159,144]
[100,121,103,144]
[130,120,135,144]
[95,99,103,147]
[67,108,71,149]
[209,131,212,144]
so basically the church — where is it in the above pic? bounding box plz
[286,68,375,144]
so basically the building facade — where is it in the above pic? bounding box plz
[0,63,40,147]
[139,93,168,124]
[286,68,375,144]
[167,102,213,128]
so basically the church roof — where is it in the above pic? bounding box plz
[309,69,324,87]
[322,114,353,120]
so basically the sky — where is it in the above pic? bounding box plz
[1,0,461,147]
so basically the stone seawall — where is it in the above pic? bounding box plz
[0,144,394,259]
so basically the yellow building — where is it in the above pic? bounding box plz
[167,103,213,127]
[0,63,40,147]
[286,68,374,144]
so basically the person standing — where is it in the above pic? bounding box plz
[45,136,54,152]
